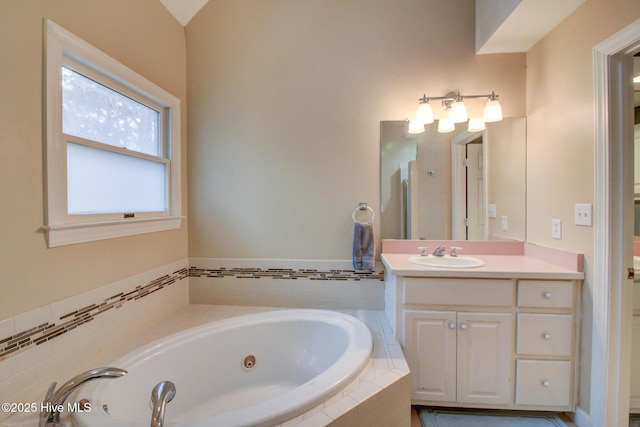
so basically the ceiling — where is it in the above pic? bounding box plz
[159,0,209,26]
[159,0,583,54]
[476,0,585,54]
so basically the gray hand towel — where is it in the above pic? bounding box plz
[353,222,375,270]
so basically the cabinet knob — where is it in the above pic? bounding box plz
[543,292,552,299]
[459,323,468,330]
[541,380,550,387]
[543,333,551,340]
[448,322,456,329]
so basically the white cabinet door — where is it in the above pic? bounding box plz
[405,310,457,402]
[457,312,514,405]
[405,310,514,405]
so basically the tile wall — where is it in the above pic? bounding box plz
[0,259,189,423]
[189,258,385,309]
[0,257,387,424]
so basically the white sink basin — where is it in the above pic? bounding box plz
[408,255,485,268]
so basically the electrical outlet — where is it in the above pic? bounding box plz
[501,215,508,231]
[575,204,593,226]
[552,219,562,239]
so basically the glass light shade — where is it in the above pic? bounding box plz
[416,102,434,125]
[467,118,485,132]
[407,119,425,134]
[483,99,503,122]
[437,118,455,133]
[449,101,468,123]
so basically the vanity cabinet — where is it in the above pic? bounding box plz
[389,275,581,412]
[405,309,513,405]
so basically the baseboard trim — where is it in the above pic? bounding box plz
[573,406,591,427]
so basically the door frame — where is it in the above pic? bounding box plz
[451,131,487,240]
[591,17,640,427]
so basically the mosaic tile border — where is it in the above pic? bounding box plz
[188,266,385,281]
[0,265,381,361]
[0,267,188,361]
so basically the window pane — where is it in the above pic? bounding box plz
[62,67,160,156]
[67,142,167,214]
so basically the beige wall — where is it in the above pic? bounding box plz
[0,1,189,319]
[185,0,526,259]
[526,0,640,413]
[486,117,526,241]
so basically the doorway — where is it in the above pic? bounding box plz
[452,132,487,240]
[592,17,640,427]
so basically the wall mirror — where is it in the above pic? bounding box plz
[380,117,526,241]
[633,55,640,236]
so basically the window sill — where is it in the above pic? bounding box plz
[42,216,184,248]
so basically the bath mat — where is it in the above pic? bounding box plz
[418,407,568,427]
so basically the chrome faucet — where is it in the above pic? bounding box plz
[432,245,446,257]
[150,381,176,427]
[39,367,127,427]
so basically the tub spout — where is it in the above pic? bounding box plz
[150,381,176,427]
[39,367,127,427]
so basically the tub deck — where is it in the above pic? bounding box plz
[87,305,411,427]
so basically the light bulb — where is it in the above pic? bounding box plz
[449,101,468,123]
[483,99,503,122]
[437,118,455,133]
[416,102,434,125]
[467,118,485,132]
[408,119,425,134]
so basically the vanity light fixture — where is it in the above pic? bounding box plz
[407,119,426,134]
[448,94,468,123]
[412,91,502,134]
[416,99,435,125]
[437,117,456,133]
[467,117,486,132]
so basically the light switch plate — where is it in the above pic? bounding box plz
[488,204,497,218]
[575,204,593,226]
[552,219,562,239]
[501,215,508,231]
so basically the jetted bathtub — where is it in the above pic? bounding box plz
[73,309,373,427]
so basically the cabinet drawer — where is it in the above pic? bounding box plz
[517,280,574,308]
[404,278,513,306]
[515,360,572,407]
[517,314,573,356]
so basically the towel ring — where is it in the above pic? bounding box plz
[352,203,375,223]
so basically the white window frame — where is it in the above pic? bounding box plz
[43,20,183,247]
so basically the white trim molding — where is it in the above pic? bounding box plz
[42,20,183,247]
[42,216,184,247]
[591,17,640,427]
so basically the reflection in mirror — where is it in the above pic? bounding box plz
[635,121,640,235]
[634,55,640,236]
[380,118,526,241]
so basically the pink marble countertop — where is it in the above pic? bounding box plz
[381,253,584,280]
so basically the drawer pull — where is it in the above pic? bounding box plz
[543,292,552,299]
[541,380,550,387]
[459,323,468,331]
[543,333,551,340]
[448,322,456,329]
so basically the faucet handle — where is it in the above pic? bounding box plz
[450,247,463,257]
[417,246,428,256]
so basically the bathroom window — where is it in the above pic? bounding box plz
[43,20,182,247]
